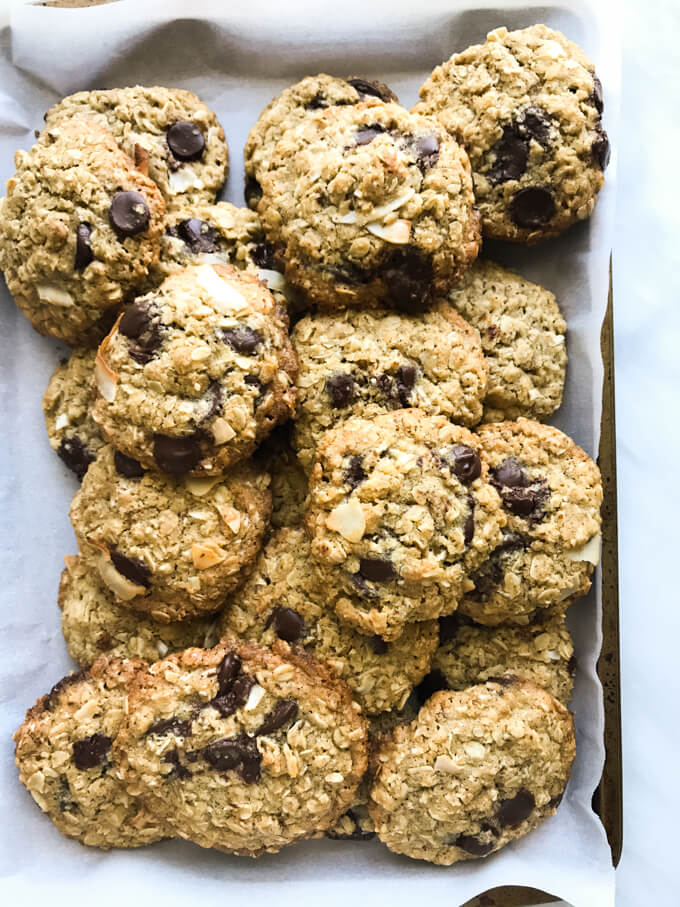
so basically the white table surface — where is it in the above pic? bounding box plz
[0,2,677,906]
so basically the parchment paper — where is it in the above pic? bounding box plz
[0,1,620,904]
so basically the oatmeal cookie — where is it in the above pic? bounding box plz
[253,427,309,529]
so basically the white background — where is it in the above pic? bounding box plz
[0,2,677,906]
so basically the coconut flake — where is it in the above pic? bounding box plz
[195,265,248,313]
[211,417,236,445]
[55,413,70,430]
[366,218,411,244]
[37,283,74,307]
[326,499,366,542]
[335,188,415,225]
[168,167,204,194]
[98,557,146,601]
[434,754,458,773]
[184,476,221,497]
[257,269,287,291]
[95,349,118,402]
[244,684,265,711]
[192,540,227,569]
[567,533,601,565]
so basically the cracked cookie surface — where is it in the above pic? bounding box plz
[115,640,368,855]
[414,25,609,243]
[368,678,575,864]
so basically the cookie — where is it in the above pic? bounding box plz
[45,86,228,208]
[217,528,438,714]
[253,426,309,529]
[0,119,165,345]
[259,101,481,310]
[42,348,104,480]
[368,678,575,864]
[69,445,271,621]
[13,654,166,849]
[291,303,488,471]
[115,640,368,855]
[460,418,602,626]
[414,25,609,243]
[305,409,506,640]
[446,260,567,422]
[244,74,398,206]
[417,611,575,705]
[59,555,219,666]
[92,263,297,476]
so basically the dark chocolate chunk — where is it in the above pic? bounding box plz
[266,607,307,643]
[250,240,276,270]
[119,301,151,339]
[57,436,95,481]
[487,125,529,185]
[166,121,205,161]
[176,218,221,254]
[446,445,482,484]
[590,74,604,113]
[212,674,256,718]
[146,717,192,737]
[345,454,367,489]
[382,247,434,312]
[521,106,552,149]
[110,549,151,587]
[396,363,417,405]
[500,482,549,519]
[162,749,191,779]
[44,669,89,712]
[346,78,396,102]
[464,496,475,545]
[72,733,112,770]
[592,128,611,170]
[201,381,223,423]
[74,222,94,270]
[109,191,150,237]
[350,572,379,600]
[371,635,389,655]
[119,301,162,364]
[326,373,355,408]
[359,557,396,583]
[415,669,449,706]
[438,614,460,645]
[305,92,328,110]
[217,652,241,694]
[114,451,146,479]
[413,132,440,171]
[452,833,496,857]
[220,326,263,355]
[510,187,556,229]
[354,124,386,146]
[244,177,263,208]
[153,434,203,474]
[497,789,535,827]
[202,732,261,782]
[255,700,299,735]
[491,457,529,488]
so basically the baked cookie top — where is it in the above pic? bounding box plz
[446,259,567,422]
[42,348,104,480]
[259,101,481,310]
[368,678,575,864]
[414,25,609,243]
[70,444,271,620]
[0,118,165,345]
[59,555,219,666]
[115,640,368,855]
[291,302,488,471]
[305,409,505,639]
[45,85,228,208]
[218,527,439,714]
[92,263,297,476]
[14,654,166,849]
[460,418,602,625]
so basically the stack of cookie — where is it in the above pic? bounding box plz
[8,24,607,867]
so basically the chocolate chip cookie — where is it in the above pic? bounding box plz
[291,302,488,471]
[59,555,219,666]
[14,654,166,849]
[115,640,368,855]
[253,426,309,529]
[42,348,104,480]
[70,445,271,621]
[417,611,575,705]
[446,260,567,422]
[305,409,506,640]
[460,418,602,626]
[92,264,297,476]
[0,119,165,345]
[45,86,228,208]
[218,528,439,714]
[244,73,398,207]
[414,25,610,243]
[259,101,481,310]
[368,678,575,864]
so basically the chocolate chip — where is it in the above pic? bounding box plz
[464,495,475,545]
[146,717,192,737]
[212,674,256,718]
[217,652,241,694]
[413,132,439,171]
[452,833,496,857]
[382,247,434,312]
[57,436,95,480]
[345,454,366,489]
[110,548,151,587]
[371,635,389,655]
[237,736,262,783]
[592,128,611,170]
[119,301,150,339]
[346,78,395,102]
[500,483,549,519]
[201,380,223,424]
[119,301,162,364]
[266,607,307,643]
[396,363,417,405]
[74,222,93,270]
[415,669,449,706]
[326,373,355,408]
[44,668,89,711]
[305,92,328,110]
[447,445,482,484]
[255,700,299,735]
[510,187,556,229]
[220,327,263,355]
[244,177,262,208]
[590,74,604,113]
[491,457,528,488]
[114,451,145,479]
[72,733,112,770]
[521,106,552,149]
[438,614,460,645]
[250,240,276,270]
[162,749,191,779]
[176,218,221,254]
[354,124,386,146]
[166,121,205,161]
[487,125,529,185]
[359,557,396,583]
[350,572,379,600]
[497,789,535,827]
[153,434,203,474]
[202,732,261,782]
[109,191,150,237]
